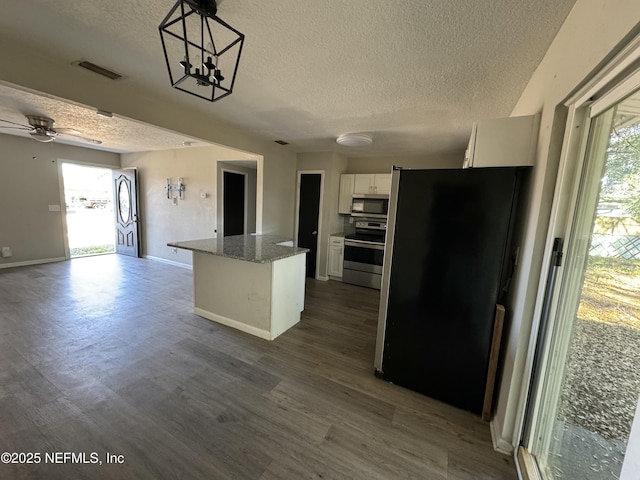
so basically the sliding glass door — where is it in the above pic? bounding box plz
[527,88,640,479]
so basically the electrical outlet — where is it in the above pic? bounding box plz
[171,247,178,254]
[2,247,12,258]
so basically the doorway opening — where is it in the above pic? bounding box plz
[527,88,640,480]
[217,161,257,237]
[295,171,323,278]
[223,170,247,236]
[61,163,115,257]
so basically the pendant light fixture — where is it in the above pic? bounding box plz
[159,0,245,102]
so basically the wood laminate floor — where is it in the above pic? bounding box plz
[0,255,516,479]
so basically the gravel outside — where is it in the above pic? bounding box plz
[550,256,639,479]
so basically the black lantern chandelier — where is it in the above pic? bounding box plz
[159,0,245,102]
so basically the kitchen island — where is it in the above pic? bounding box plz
[168,235,309,340]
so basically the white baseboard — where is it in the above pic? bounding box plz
[490,417,515,454]
[316,275,329,281]
[0,257,66,269]
[193,307,272,340]
[144,255,192,270]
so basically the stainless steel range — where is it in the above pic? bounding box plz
[343,220,386,289]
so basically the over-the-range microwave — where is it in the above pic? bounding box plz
[351,194,389,218]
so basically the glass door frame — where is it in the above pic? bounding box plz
[516,36,640,479]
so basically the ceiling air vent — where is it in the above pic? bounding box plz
[274,140,289,145]
[73,60,123,80]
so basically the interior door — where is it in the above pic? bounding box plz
[223,171,246,237]
[113,169,139,257]
[297,173,321,278]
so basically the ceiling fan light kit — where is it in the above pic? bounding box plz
[0,115,102,145]
[159,0,245,103]
[25,116,54,142]
[29,131,54,143]
[336,133,373,147]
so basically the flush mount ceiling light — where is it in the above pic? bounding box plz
[336,133,373,147]
[159,0,245,102]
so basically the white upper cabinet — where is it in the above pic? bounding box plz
[339,172,392,214]
[373,174,392,194]
[338,174,355,214]
[353,173,392,195]
[353,174,375,194]
[463,114,540,168]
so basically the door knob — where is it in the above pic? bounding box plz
[312,231,318,235]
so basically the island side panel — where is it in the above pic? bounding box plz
[192,252,272,340]
[270,253,306,340]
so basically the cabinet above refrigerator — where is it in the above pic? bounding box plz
[464,114,540,168]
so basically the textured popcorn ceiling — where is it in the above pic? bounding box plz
[0,84,207,152]
[0,0,577,156]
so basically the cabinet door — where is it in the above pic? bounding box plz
[338,174,355,214]
[328,244,344,277]
[467,114,539,168]
[373,174,392,194]
[354,174,374,194]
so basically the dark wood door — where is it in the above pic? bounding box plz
[113,169,139,257]
[223,171,246,237]
[297,173,321,278]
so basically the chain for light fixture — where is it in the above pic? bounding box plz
[159,0,245,102]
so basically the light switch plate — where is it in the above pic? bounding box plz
[48,204,61,212]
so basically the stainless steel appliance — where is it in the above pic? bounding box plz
[343,220,386,289]
[350,194,389,218]
[375,166,527,414]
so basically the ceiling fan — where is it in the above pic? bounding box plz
[0,115,102,144]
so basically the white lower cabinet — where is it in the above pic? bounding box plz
[328,236,344,278]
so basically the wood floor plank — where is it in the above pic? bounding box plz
[0,255,516,479]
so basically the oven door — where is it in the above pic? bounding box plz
[343,239,385,289]
[344,240,384,273]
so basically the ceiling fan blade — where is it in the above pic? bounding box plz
[0,118,32,129]
[59,132,102,145]
[55,127,83,135]
[0,126,33,131]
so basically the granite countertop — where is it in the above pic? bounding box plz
[167,235,309,264]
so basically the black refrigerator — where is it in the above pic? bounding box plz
[374,167,526,415]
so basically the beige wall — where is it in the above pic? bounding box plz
[0,133,120,266]
[0,40,298,241]
[492,0,640,453]
[121,146,261,265]
[297,150,464,279]
[345,152,464,173]
[261,148,297,236]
